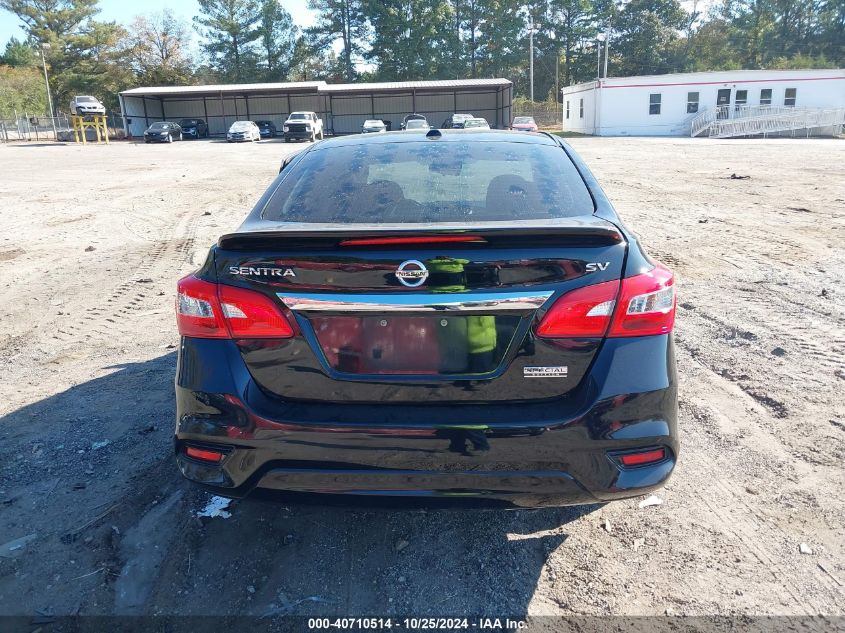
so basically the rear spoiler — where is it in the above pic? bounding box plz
[218,222,624,251]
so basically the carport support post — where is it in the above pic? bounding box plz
[244,95,250,120]
[142,97,149,129]
[219,91,225,134]
[202,97,209,135]
[118,93,128,137]
[160,97,166,121]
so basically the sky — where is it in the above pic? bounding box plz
[0,0,316,45]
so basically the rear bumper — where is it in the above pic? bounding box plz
[174,335,678,508]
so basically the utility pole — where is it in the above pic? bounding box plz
[40,43,57,140]
[603,27,610,78]
[596,34,603,78]
[528,16,540,102]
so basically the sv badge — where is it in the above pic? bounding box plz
[585,262,610,272]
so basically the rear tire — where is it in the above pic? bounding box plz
[178,132,183,141]
[318,130,324,140]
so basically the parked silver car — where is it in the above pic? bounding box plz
[463,117,491,129]
[227,120,261,142]
[70,96,106,116]
[361,119,387,133]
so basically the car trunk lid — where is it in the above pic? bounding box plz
[214,222,626,404]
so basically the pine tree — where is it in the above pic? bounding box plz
[257,0,297,81]
[194,0,262,82]
[307,0,368,81]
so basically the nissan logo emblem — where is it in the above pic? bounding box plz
[395,260,429,288]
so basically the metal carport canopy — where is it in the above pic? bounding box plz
[118,78,513,136]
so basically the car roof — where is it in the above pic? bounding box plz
[311,129,557,149]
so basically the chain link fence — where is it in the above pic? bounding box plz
[0,113,125,142]
[512,100,562,130]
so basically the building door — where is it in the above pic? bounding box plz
[716,89,731,119]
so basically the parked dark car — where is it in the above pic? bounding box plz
[143,121,182,143]
[179,119,208,138]
[175,130,678,508]
[256,120,277,138]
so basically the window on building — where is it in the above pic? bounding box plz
[649,93,661,115]
[784,88,797,106]
[565,101,570,119]
[579,98,584,118]
[735,90,748,111]
[686,92,699,113]
[760,88,772,106]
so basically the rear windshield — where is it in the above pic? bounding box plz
[180,119,200,125]
[261,141,594,224]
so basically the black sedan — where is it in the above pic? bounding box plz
[143,121,182,143]
[179,118,208,138]
[174,130,678,508]
[255,120,277,138]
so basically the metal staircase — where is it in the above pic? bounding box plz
[690,105,845,138]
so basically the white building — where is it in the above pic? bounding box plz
[561,69,845,137]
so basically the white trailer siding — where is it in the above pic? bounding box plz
[562,69,845,136]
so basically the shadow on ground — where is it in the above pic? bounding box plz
[0,352,597,620]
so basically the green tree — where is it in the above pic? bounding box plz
[194,0,262,82]
[0,0,130,110]
[612,0,688,75]
[0,36,38,67]
[475,0,524,78]
[0,64,47,115]
[124,10,195,86]
[257,0,297,80]
[306,0,368,81]
[366,0,457,80]
[289,36,347,81]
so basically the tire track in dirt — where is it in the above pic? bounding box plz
[678,364,844,615]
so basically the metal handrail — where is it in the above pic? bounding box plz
[691,105,845,138]
[709,107,845,138]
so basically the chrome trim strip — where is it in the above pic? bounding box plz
[278,291,554,313]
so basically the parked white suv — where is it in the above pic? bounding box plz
[70,96,106,116]
[283,112,324,142]
[227,121,261,142]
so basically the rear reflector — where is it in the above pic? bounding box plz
[618,448,666,467]
[340,235,486,247]
[185,446,225,462]
[177,275,294,339]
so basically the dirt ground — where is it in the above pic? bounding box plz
[0,136,843,627]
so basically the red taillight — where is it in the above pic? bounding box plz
[176,276,228,338]
[535,263,676,339]
[176,275,293,339]
[339,235,486,247]
[618,448,666,467]
[535,280,620,338]
[218,284,294,338]
[185,446,225,462]
[608,264,675,338]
